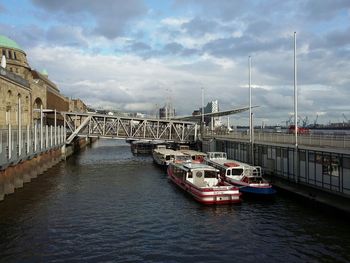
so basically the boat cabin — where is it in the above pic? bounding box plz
[242,176,264,184]
[180,149,207,163]
[206,153,262,178]
[171,163,220,188]
[206,152,227,160]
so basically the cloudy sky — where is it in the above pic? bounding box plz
[1,0,350,126]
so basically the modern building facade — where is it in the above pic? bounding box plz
[200,100,222,128]
[159,104,175,120]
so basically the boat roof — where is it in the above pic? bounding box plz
[154,148,185,155]
[208,157,252,168]
[182,162,217,170]
[207,152,227,158]
[132,140,151,144]
[150,140,167,145]
[180,150,207,156]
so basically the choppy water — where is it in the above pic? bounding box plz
[0,140,349,263]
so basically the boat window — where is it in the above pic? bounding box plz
[196,171,203,178]
[226,169,231,176]
[231,168,243,175]
[204,171,217,178]
[214,153,222,158]
[188,172,193,178]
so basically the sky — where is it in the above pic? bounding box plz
[1,0,350,126]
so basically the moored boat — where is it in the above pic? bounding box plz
[167,161,241,204]
[152,145,186,168]
[179,149,206,163]
[130,140,152,154]
[205,152,276,196]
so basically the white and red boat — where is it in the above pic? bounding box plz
[205,152,276,196]
[167,161,241,204]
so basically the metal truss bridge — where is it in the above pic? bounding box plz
[62,112,198,144]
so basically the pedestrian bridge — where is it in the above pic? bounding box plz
[62,112,198,144]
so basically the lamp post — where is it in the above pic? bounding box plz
[294,32,299,183]
[249,56,254,164]
[294,32,298,148]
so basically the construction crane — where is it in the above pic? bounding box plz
[343,113,349,123]
[313,115,318,127]
[301,116,309,127]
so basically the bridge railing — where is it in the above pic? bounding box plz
[204,130,350,149]
[63,112,198,143]
[0,124,65,170]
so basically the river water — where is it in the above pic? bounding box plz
[0,140,349,263]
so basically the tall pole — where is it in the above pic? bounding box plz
[294,31,298,183]
[201,87,204,124]
[249,56,252,144]
[249,56,253,164]
[294,32,298,147]
[18,95,22,156]
[40,104,43,150]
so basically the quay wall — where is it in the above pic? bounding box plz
[0,136,94,201]
[202,137,350,214]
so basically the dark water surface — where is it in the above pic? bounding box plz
[1,140,350,263]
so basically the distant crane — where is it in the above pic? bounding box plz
[300,116,309,127]
[285,115,293,127]
[343,113,349,124]
[313,115,318,127]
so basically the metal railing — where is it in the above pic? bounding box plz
[204,130,350,149]
[0,124,65,169]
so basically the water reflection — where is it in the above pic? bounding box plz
[0,139,349,263]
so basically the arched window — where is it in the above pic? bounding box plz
[33,97,43,109]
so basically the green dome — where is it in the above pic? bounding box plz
[0,35,22,51]
[41,69,48,76]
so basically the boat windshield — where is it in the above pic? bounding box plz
[231,168,243,175]
[209,152,227,159]
[204,170,217,178]
[175,155,191,162]
[166,155,174,160]
[249,177,264,183]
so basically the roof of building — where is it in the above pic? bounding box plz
[41,69,48,76]
[0,35,22,51]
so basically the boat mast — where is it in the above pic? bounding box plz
[294,32,298,147]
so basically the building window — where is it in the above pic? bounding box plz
[2,49,5,57]
[8,50,12,59]
[13,51,17,60]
